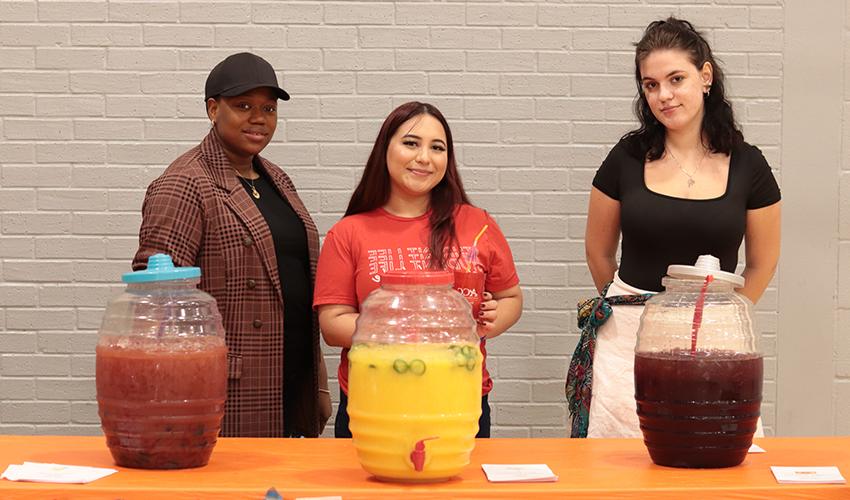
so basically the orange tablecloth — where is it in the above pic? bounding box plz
[0,435,848,499]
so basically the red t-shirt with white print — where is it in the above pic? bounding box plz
[314,204,520,395]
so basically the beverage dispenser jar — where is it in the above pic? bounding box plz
[96,254,227,469]
[634,255,762,468]
[347,270,482,482]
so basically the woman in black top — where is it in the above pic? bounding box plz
[578,18,781,438]
[237,168,319,437]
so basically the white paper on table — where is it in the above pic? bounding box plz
[748,443,766,453]
[481,464,558,483]
[1,462,117,484]
[770,466,846,484]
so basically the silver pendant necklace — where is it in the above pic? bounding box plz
[667,147,707,189]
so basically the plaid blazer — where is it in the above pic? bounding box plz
[133,129,325,437]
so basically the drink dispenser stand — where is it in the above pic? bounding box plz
[347,270,482,482]
[634,255,763,468]
[95,254,227,469]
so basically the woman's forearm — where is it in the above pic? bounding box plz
[485,296,522,339]
[319,310,359,348]
[739,203,781,304]
[739,264,776,304]
[585,187,621,295]
[587,253,617,294]
[482,287,523,340]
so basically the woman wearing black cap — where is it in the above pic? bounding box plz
[132,52,332,437]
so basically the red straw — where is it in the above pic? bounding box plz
[690,275,714,356]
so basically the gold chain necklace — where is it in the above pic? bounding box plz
[666,147,707,189]
[235,171,260,199]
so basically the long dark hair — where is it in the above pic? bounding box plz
[623,17,743,160]
[345,101,471,269]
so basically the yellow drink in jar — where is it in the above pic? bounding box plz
[347,342,483,482]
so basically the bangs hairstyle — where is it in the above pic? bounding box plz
[345,101,471,269]
[623,17,743,161]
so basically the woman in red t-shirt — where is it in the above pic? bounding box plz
[314,101,523,438]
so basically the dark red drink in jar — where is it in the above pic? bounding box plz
[634,349,762,468]
[97,339,227,469]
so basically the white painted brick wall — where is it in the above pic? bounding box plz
[837,12,850,436]
[0,0,785,438]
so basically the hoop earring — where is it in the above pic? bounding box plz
[704,85,711,98]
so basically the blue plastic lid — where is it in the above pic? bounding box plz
[122,253,201,283]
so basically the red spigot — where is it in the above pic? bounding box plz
[410,436,439,472]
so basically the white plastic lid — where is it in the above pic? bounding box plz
[666,254,745,287]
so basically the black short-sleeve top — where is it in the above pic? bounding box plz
[592,138,781,292]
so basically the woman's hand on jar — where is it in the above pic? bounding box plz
[476,291,497,338]
[318,389,332,433]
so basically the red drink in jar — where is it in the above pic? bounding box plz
[634,348,762,468]
[96,338,227,469]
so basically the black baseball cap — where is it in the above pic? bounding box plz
[204,52,290,101]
